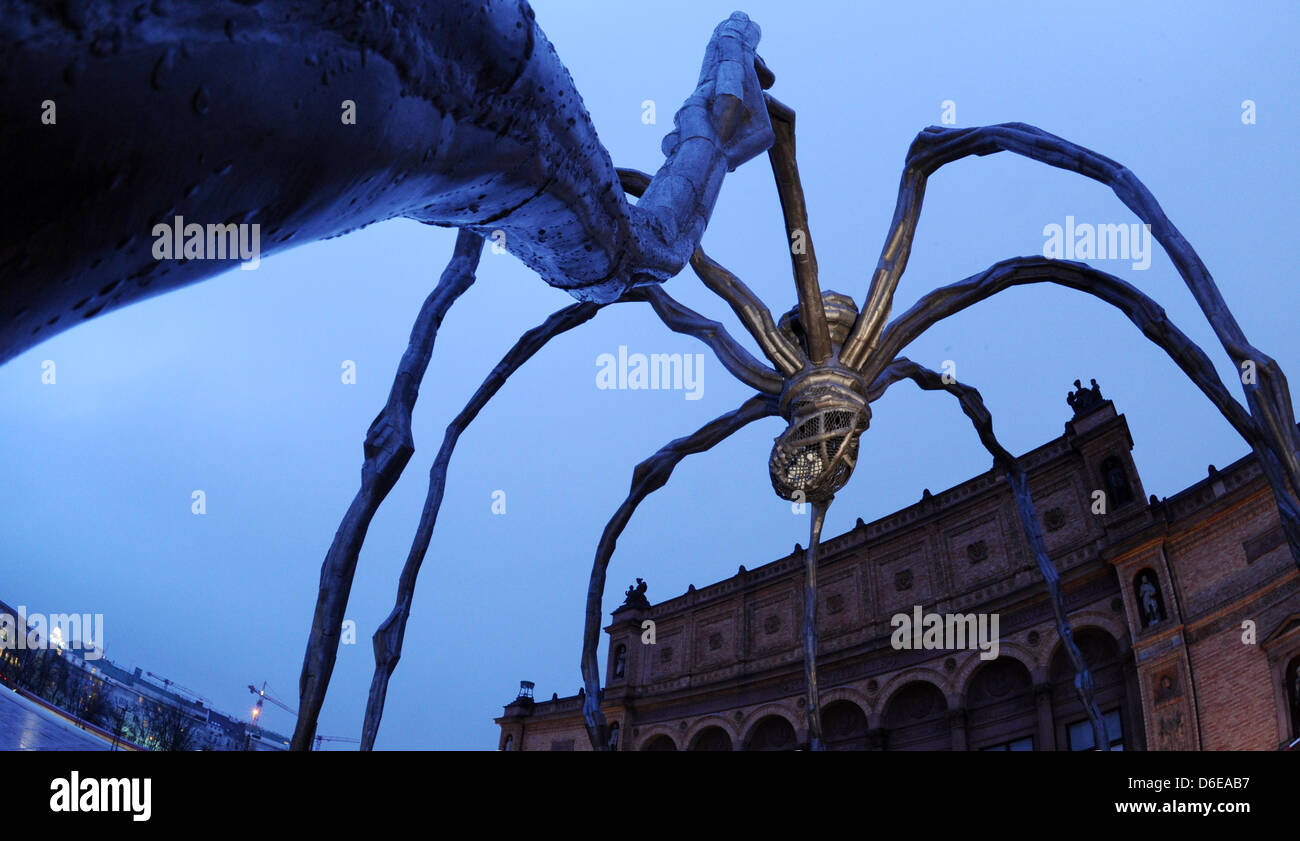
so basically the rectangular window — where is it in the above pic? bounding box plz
[1067,708,1124,750]
[981,735,1033,751]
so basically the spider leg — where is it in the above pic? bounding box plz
[868,357,1112,751]
[361,300,606,749]
[843,122,1290,382]
[866,256,1300,569]
[802,498,830,750]
[689,248,805,377]
[617,167,792,390]
[622,285,785,394]
[764,95,832,362]
[836,124,1299,565]
[292,230,484,751]
[579,393,781,750]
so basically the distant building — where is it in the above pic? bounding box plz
[0,598,35,688]
[0,599,283,750]
[496,388,1300,750]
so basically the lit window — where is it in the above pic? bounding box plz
[1067,708,1125,750]
[981,736,1033,751]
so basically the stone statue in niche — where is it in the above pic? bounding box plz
[1103,456,1136,507]
[612,644,627,679]
[1136,570,1166,626]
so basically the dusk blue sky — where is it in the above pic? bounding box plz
[1,1,1296,749]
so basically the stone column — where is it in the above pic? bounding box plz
[947,708,968,751]
[1123,653,1144,750]
[1034,684,1057,751]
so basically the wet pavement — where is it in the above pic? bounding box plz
[0,687,109,750]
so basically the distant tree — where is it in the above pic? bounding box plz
[150,703,196,752]
[19,649,54,697]
[0,648,19,684]
[55,661,83,710]
[77,677,110,725]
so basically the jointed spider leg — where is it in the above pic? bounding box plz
[355,227,777,747]
[580,393,782,750]
[624,286,785,394]
[617,167,788,393]
[292,230,484,751]
[867,256,1300,568]
[689,247,805,376]
[802,498,830,750]
[838,124,1300,559]
[361,300,606,749]
[868,357,1111,751]
[765,95,832,362]
[359,280,775,747]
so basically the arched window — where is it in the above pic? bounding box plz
[688,726,733,751]
[882,681,950,750]
[821,700,869,750]
[1134,569,1167,627]
[966,659,1035,751]
[1050,628,1138,750]
[743,715,797,751]
[612,644,627,680]
[640,734,677,751]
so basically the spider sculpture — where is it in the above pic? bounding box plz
[348,94,1300,752]
[4,6,1298,751]
[567,111,1300,750]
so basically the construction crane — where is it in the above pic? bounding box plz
[247,682,356,750]
[146,671,213,707]
[247,681,295,731]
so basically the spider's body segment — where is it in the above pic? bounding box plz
[768,293,873,504]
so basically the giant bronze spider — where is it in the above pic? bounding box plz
[350,91,1300,751]
[5,6,1296,751]
[569,103,1300,750]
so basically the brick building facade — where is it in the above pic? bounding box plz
[495,394,1300,750]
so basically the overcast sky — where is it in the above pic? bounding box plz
[1,0,1297,749]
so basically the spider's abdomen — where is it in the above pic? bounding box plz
[769,372,870,504]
